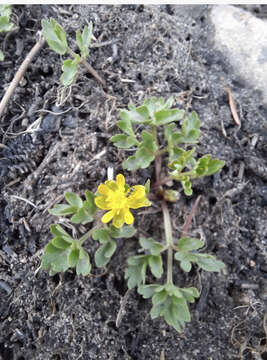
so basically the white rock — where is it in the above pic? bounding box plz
[211,5,267,99]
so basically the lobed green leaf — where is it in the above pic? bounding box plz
[0,5,12,17]
[118,112,135,136]
[60,54,80,86]
[154,109,184,126]
[76,248,91,275]
[148,255,163,278]
[108,224,136,239]
[194,155,225,177]
[137,284,160,298]
[0,15,13,33]
[65,192,83,208]
[94,240,117,267]
[110,134,137,149]
[177,237,204,252]
[125,255,149,289]
[41,18,68,55]
[139,237,164,256]
[123,130,157,171]
[173,111,200,144]
[76,23,92,58]
[41,243,70,274]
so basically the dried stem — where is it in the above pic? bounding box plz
[162,200,173,284]
[181,195,201,237]
[0,32,45,119]
[68,48,107,89]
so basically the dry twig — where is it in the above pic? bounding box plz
[0,32,45,119]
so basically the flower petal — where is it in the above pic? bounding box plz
[95,196,110,210]
[112,210,125,228]
[124,209,134,225]
[127,185,151,209]
[102,210,114,223]
[105,180,118,191]
[97,184,109,195]
[116,174,125,189]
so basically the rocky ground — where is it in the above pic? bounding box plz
[0,5,266,360]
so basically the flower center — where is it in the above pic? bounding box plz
[106,189,128,210]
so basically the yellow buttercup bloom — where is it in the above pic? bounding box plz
[95,174,151,228]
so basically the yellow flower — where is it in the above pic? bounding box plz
[95,174,151,228]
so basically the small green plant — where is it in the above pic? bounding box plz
[0,5,13,61]
[42,97,225,332]
[41,18,96,86]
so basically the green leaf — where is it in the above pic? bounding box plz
[92,228,111,243]
[76,23,92,58]
[169,148,195,173]
[0,5,12,18]
[60,54,80,86]
[49,204,77,216]
[65,192,83,208]
[76,248,91,275]
[148,255,163,278]
[194,155,225,177]
[68,248,80,267]
[181,176,193,196]
[177,237,204,252]
[139,237,164,256]
[125,255,149,289]
[71,208,92,224]
[180,287,199,303]
[164,283,183,297]
[41,243,70,273]
[41,18,68,55]
[0,15,13,33]
[174,111,200,144]
[52,236,72,249]
[138,284,159,299]
[50,224,73,242]
[175,247,225,273]
[165,123,175,144]
[128,105,150,124]
[195,254,225,272]
[118,111,136,136]
[144,179,150,195]
[180,259,192,272]
[154,109,184,126]
[94,240,117,267]
[150,302,165,320]
[144,285,200,332]
[84,190,97,213]
[108,225,136,239]
[152,290,168,306]
[164,189,180,203]
[0,49,4,61]
[110,134,137,149]
[144,97,175,118]
[123,130,157,171]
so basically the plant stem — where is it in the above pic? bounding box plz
[68,48,107,89]
[180,195,201,238]
[78,227,96,246]
[162,200,173,284]
[152,175,172,189]
[155,147,169,157]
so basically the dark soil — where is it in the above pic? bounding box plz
[0,5,266,360]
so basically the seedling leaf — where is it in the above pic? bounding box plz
[42,18,68,55]
[76,23,92,58]
[61,54,80,86]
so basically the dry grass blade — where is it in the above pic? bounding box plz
[226,87,241,127]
